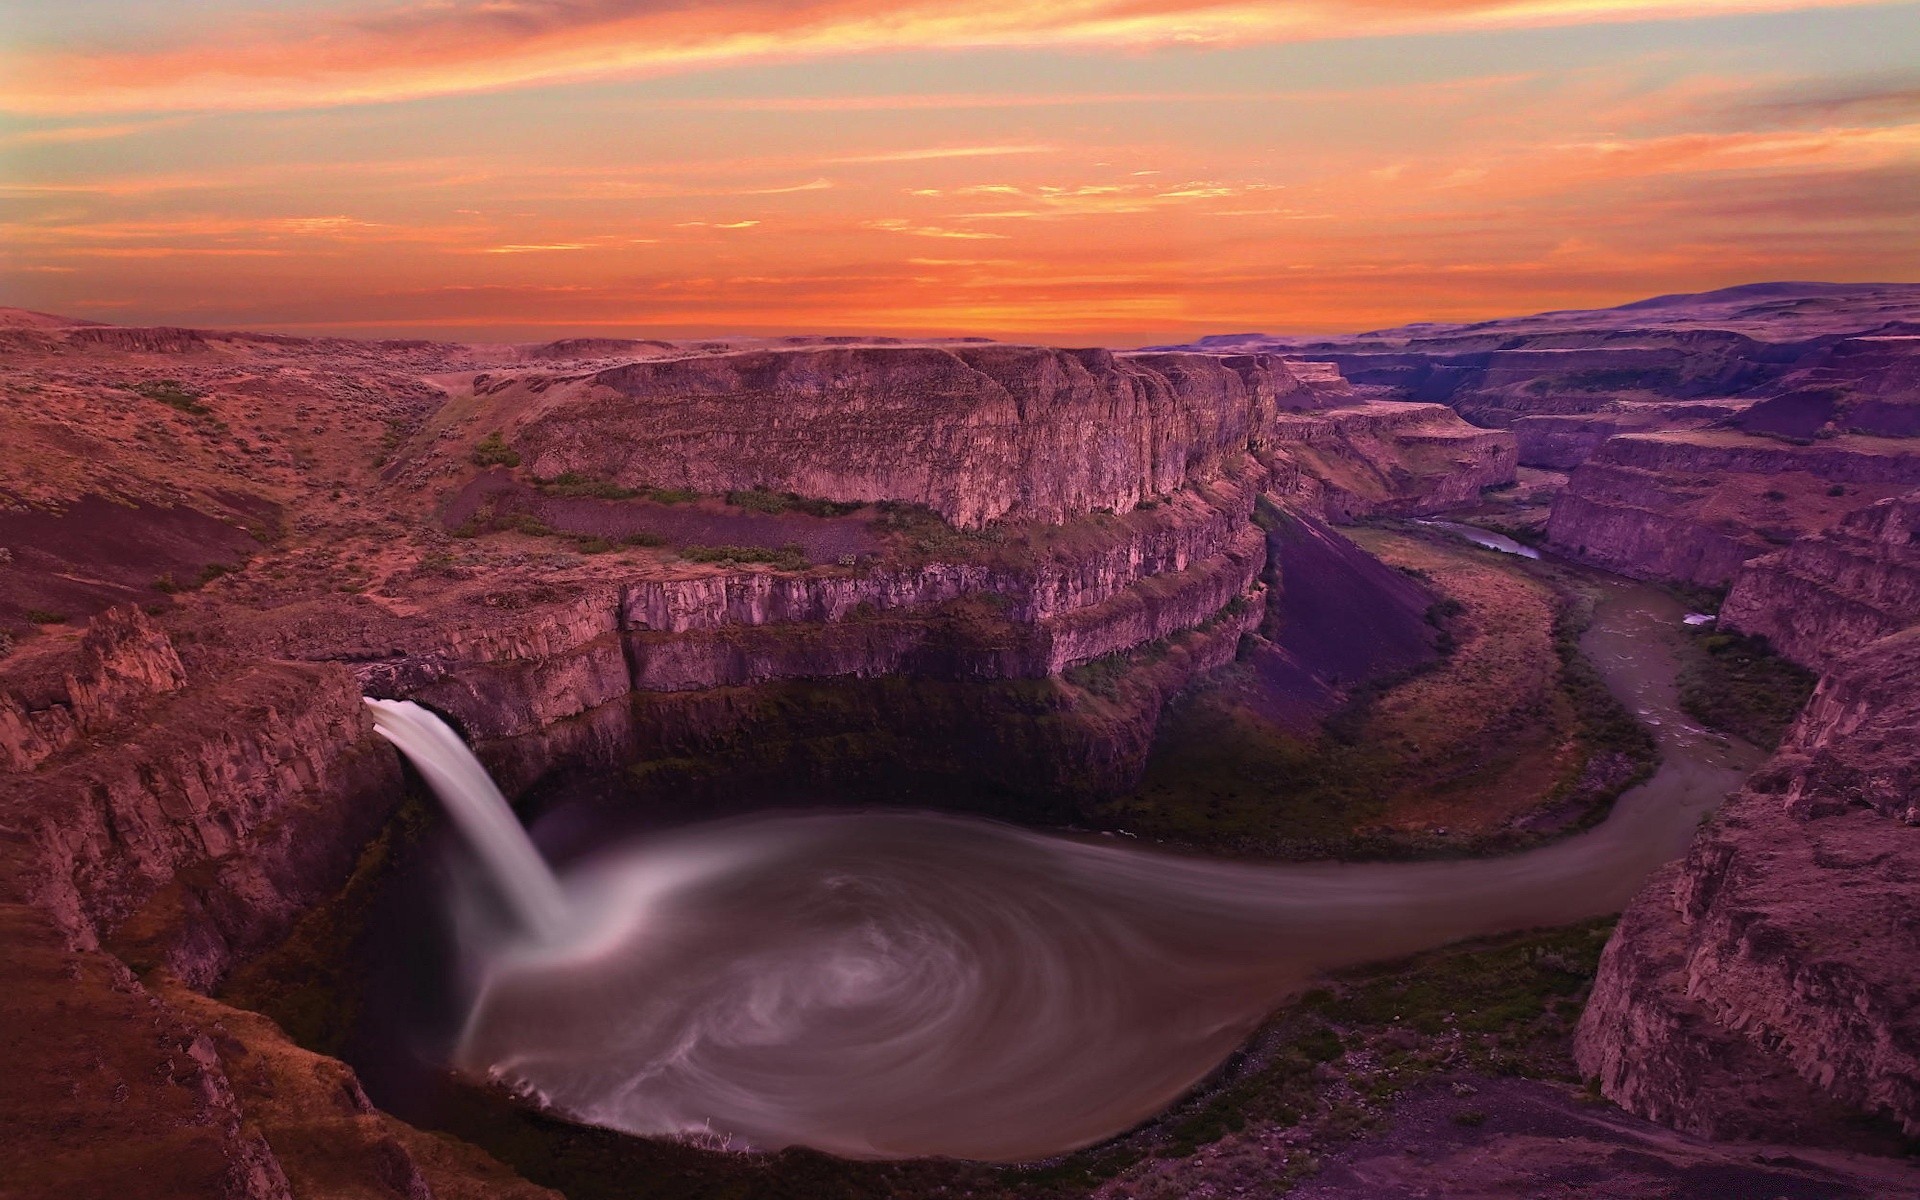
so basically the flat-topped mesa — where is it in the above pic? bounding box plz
[488,344,1345,528]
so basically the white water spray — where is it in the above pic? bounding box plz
[364,698,567,940]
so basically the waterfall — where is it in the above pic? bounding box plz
[364,698,567,940]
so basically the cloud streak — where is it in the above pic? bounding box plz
[2,0,1899,114]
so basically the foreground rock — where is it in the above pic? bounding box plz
[1576,626,1920,1146]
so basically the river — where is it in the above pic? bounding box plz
[412,540,1760,1164]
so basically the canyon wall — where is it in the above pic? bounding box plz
[1544,432,1920,587]
[1720,490,1920,670]
[1575,626,1920,1144]
[1258,402,1517,520]
[467,346,1346,528]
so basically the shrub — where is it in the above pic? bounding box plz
[537,472,638,500]
[573,536,615,554]
[152,573,178,594]
[195,562,233,586]
[726,488,791,514]
[471,431,521,468]
[620,531,666,548]
[128,379,211,416]
[679,542,810,571]
[1678,629,1817,749]
[726,488,864,518]
[1763,489,1787,502]
[25,608,67,624]
[1828,484,1848,497]
[643,486,701,505]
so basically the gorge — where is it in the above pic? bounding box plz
[5,284,1920,1199]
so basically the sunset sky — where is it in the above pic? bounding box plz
[2,1,1917,343]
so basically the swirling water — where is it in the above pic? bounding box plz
[372,575,1758,1163]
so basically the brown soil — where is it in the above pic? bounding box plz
[1345,527,1583,833]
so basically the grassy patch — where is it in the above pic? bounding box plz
[1677,629,1817,749]
[127,378,211,415]
[680,542,811,571]
[873,501,1006,562]
[471,431,521,468]
[534,471,638,500]
[24,608,67,625]
[725,487,864,518]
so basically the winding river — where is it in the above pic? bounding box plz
[388,545,1760,1164]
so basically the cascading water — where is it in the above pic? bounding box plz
[364,698,568,940]
[361,575,1761,1163]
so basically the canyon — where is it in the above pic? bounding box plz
[5,282,1920,1199]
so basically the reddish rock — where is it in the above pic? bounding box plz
[1576,626,1920,1143]
[1721,489,1920,669]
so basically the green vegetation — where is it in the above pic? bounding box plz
[873,501,1005,561]
[726,487,864,518]
[370,418,410,468]
[127,378,211,415]
[24,608,67,625]
[680,542,811,571]
[534,471,640,500]
[220,799,435,1058]
[644,486,702,505]
[1677,629,1818,749]
[452,508,554,539]
[471,431,521,468]
[1552,601,1657,767]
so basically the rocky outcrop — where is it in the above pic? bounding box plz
[465,346,1345,528]
[1259,402,1517,520]
[2,609,400,989]
[1545,432,1920,586]
[1575,627,1920,1144]
[1721,490,1920,669]
[2,605,186,771]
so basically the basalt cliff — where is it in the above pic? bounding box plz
[0,312,1510,1197]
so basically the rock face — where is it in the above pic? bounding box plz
[1575,628,1920,1143]
[477,346,1345,528]
[1721,489,1920,669]
[1543,432,1920,586]
[0,315,1524,1197]
[1259,402,1517,520]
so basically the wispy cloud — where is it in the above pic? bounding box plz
[6,0,1885,115]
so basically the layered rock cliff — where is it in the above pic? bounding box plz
[1720,489,1920,669]
[1575,627,1920,1143]
[1544,431,1920,586]
[450,345,1346,528]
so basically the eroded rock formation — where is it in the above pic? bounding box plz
[1575,627,1920,1144]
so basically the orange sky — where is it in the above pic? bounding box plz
[2,0,1917,342]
